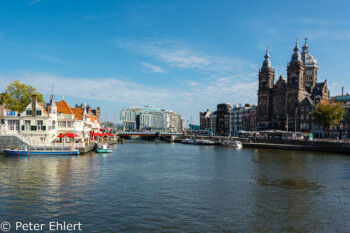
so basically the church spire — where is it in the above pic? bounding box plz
[291,39,301,63]
[262,46,272,69]
[49,84,56,107]
[302,37,309,54]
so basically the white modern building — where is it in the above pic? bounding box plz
[120,105,183,132]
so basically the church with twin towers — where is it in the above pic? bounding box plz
[257,38,330,131]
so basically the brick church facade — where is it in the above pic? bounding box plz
[257,39,330,131]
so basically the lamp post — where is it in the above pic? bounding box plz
[295,106,298,133]
[229,111,231,137]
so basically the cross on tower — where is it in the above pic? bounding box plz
[304,37,308,44]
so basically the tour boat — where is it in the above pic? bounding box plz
[182,139,214,145]
[194,139,214,145]
[3,146,80,155]
[182,139,194,144]
[221,139,243,148]
[95,143,113,153]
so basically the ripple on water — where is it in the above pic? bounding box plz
[0,143,350,232]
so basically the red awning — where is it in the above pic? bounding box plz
[107,133,115,136]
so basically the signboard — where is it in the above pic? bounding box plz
[6,111,16,116]
[309,133,313,141]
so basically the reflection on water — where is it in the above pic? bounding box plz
[0,143,350,232]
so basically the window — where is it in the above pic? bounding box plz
[67,121,74,128]
[25,120,31,130]
[52,120,56,130]
[8,120,20,131]
[58,121,66,128]
[26,110,32,115]
[36,110,42,116]
[37,120,44,131]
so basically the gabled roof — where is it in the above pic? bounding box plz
[311,82,325,96]
[87,114,99,123]
[37,102,49,116]
[300,97,315,107]
[56,100,74,115]
[71,108,84,120]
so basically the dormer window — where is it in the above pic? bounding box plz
[36,110,42,116]
[26,110,32,115]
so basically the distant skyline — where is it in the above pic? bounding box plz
[0,0,350,124]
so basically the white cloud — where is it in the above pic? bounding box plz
[35,54,71,65]
[112,38,260,121]
[114,38,257,76]
[0,70,259,123]
[141,62,164,73]
[307,29,350,41]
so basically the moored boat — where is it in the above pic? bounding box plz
[95,143,113,153]
[221,139,243,148]
[182,139,194,144]
[3,146,80,155]
[182,138,214,145]
[195,139,214,145]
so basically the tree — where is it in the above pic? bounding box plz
[312,101,345,138]
[2,81,44,112]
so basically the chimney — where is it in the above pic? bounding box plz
[32,95,37,117]
[96,107,101,121]
[342,86,344,96]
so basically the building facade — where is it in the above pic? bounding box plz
[120,105,183,132]
[230,104,256,136]
[200,109,211,130]
[0,94,101,144]
[216,103,231,135]
[257,39,330,131]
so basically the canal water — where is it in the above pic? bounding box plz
[1,142,350,232]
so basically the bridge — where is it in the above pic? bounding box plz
[116,132,183,137]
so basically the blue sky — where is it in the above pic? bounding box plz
[0,0,350,124]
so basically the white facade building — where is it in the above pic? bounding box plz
[0,95,101,145]
[120,105,183,132]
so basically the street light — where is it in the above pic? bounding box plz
[295,106,298,133]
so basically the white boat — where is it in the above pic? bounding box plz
[221,139,243,148]
[182,139,194,144]
[182,139,214,145]
[195,139,214,145]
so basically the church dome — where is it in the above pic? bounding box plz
[261,48,272,69]
[290,40,301,63]
[301,38,318,67]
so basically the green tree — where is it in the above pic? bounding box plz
[2,81,44,112]
[312,101,345,137]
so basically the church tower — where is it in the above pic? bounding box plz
[287,40,305,94]
[258,48,275,91]
[286,40,305,131]
[301,38,318,89]
[287,40,306,103]
[257,48,275,129]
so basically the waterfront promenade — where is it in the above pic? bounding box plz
[176,135,350,154]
